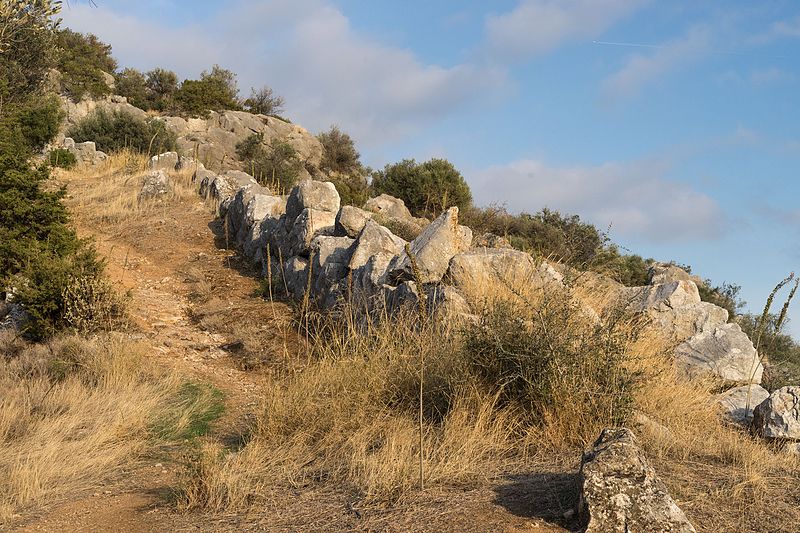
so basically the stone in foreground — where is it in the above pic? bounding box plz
[752,386,800,440]
[579,428,696,533]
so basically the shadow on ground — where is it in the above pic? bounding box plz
[493,471,583,531]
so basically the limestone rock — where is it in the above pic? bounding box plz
[364,194,413,221]
[388,207,472,284]
[287,208,338,257]
[752,386,800,440]
[148,152,179,171]
[349,220,405,271]
[579,428,696,533]
[446,248,536,290]
[311,235,355,304]
[65,139,108,167]
[717,384,770,425]
[648,262,704,287]
[285,180,341,227]
[675,323,763,384]
[336,205,373,238]
[282,256,310,300]
[138,170,170,201]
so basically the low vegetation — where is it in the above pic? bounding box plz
[0,332,223,522]
[236,134,304,193]
[67,109,177,157]
[54,28,117,101]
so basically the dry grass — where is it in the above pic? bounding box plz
[0,331,221,524]
[57,150,211,230]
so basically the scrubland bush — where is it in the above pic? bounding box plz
[173,65,241,117]
[243,85,285,116]
[372,158,472,217]
[67,109,177,156]
[47,148,76,169]
[236,134,303,193]
[17,94,63,151]
[318,125,362,175]
[54,29,117,100]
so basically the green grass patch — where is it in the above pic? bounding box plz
[154,381,225,441]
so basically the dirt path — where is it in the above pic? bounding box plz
[11,171,572,533]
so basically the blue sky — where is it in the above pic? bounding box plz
[61,0,800,335]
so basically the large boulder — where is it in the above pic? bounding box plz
[752,386,800,440]
[350,252,395,308]
[336,205,373,238]
[64,138,108,167]
[579,428,696,533]
[388,207,472,284]
[623,281,728,342]
[310,235,355,307]
[197,169,259,216]
[674,323,762,384]
[285,180,340,226]
[348,220,405,271]
[364,194,413,220]
[717,384,770,426]
[286,208,338,257]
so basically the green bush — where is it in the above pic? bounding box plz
[115,68,149,109]
[55,29,117,100]
[67,109,177,156]
[48,148,77,169]
[463,294,640,438]
[318,125,362,175]
[236,134,303,193]
[698,281,742,319]
[243,86,285,116]
[145,68,179,111]
[372,158,472,217]
[174,78,239,117]
[17,95,63,151]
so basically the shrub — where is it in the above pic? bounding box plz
[54,29,117,100]
[174,77,240,117]
[699,281,743,319]
[62,275,127,333]
[48,148,77,169]
[372,158,472,217]
[236,134,303,193]
[67,109,177,156]
[17,94,63,151]
[318,125,362,175]
[325,172,371,208]
[115,67,149,109]
[243,86,285,116]
[145,67,179,110]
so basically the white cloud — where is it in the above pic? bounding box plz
[59,0,507,145]
[601,25,711,99]
[770,15,800,39]
[470,158,725,242]
[749,67,791,86]
[485,0,644,61]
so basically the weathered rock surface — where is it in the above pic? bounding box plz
[717,384,770,425]
[752,386,800,440]
[675,323,763,384]
[349,220,405,271]
[138,170,170,201]
[446,248,537,291]
[648,262,704,287]
[64,138,108,167]
[579,428,696,533]
[336,205,373,238]
[149,151,179,171]
[165,110,323,172]
[364,194,414,221]
[388,207,472,284]
[285,180,340,226]
[287,208,338,257]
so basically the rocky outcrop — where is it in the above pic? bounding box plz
[752,386,800,440]
[717,384,770,425]
[674,323,763,384]
[648,262,704,287]
[58,94,147,144]
[364,194,413,220]
[336,205,373,238]
[149,152,179,172]
[163,110,323,173]
[579,428,696,533]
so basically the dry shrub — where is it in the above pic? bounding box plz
[62,274,128,333]
[0,332,221,523]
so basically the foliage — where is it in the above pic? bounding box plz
[202,64,240,104]
[236,134,303,193]
[325,172,371,208]
[67,108,177,156]
[54,29,117,101]
[0,0,61,105]
[174,77,241,117]
[145,67,179,110]
[318,125,362,175]
[115,67,149,109]
[699,281,743,320]
[62,274,127,333]
[48,148,76,169]
[243,85,285,116]
[17,94,63,151]
[372,158,472,217]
